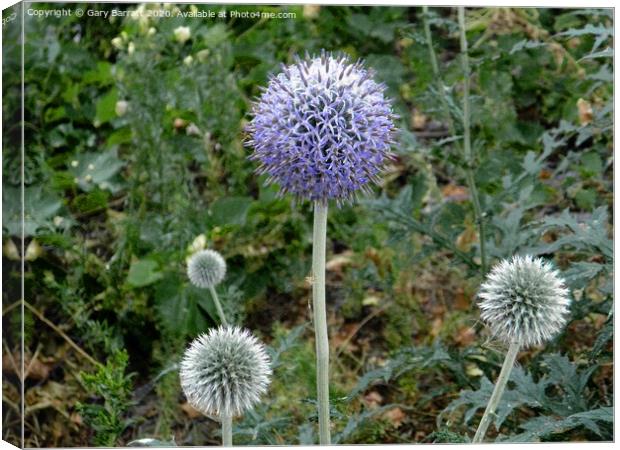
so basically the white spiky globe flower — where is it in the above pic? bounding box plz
[478,255,570,348]
[187,249,226,289]
[180,326,272,417]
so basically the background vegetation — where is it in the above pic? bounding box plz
[2,3,613,446]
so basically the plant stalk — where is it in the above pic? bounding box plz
[422,6,456,137]
[473,341,520,443]
[312,201,331,445]
[221,413,233,447]
[209,286,228,326]
[458,6,488,274]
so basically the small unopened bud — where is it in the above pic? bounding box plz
[3,239,20,261]
[25,239,43,261]
[115,100,128,117]
[303,5,321,19]
[186,123,201,136]
[174,26,191,44]
[196,49,210,62]
[111,37,124,50]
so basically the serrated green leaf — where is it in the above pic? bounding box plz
[127,259,163,288]
[211,196,252,226]
[94,88,119,126]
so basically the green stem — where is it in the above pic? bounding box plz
[209,286,228,326]
[312,201,331,445]
[473,342,520,443]
[458,6,487,275]
[422,6,456,137]
[221,413,233,447]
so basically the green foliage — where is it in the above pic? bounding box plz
[441,353,612,441]
[6,3,612,447]
[76,351,135,446]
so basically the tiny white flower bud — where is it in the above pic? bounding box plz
[111,37,124,50]
[174,26,191,44]
[115,100,128,117]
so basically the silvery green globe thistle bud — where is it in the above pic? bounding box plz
[246,50,397,204]
[187,249,226,289]
[180,326,272,416]
[478,255,570,348]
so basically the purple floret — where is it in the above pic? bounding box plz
[246,51,397,204]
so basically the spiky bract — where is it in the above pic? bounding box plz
[180,326,272,417]
[246,50,397,204]
[478,255,570,348]
[187,249,226,289]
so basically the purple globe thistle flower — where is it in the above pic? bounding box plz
[246,51,397,204]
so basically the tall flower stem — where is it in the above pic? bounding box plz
[458,6,487,275]
[473,342,520,442]
[221,413,233,447]
[209,286,228,325]
[312,201,331,445]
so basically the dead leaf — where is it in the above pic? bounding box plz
[25,357,52,381]
[430,317,443,337]
[539,168,552,180]
[363,391,383,409]
[456,225,477,252]
[383,407,406,427]
[453,288,470,310]
[70,412,83,426]
[577,98,593,125]
[181,401,202,419]
[454,326,476,347]
[441,184,469,202]
[411,110,427,130]
[302,5,321,19]
[326,251,354,273]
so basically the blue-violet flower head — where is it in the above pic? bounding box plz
[478,255,570,348]
[187,249,226,289]
[180,326,272,417]
[246,51,397,204]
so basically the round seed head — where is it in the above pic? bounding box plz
[180,326,272,417]
[478,255,571,348]
[246,50,397,204]
[187,249,226,289]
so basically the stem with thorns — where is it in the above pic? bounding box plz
[422,6,456,137]
[458,6,488,274]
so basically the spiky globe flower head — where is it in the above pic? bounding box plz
[180,326,272,417]
[246,50,397,204]
[187,249,226,289]
[478,255,570,348]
